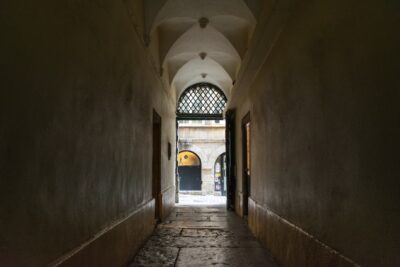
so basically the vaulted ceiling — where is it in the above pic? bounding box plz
[144,0,261,100]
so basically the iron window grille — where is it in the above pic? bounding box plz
[177,83,227,120]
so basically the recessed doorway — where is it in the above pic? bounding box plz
[242,112,251,217]
[175,83,229,207]
[152,110,162,221]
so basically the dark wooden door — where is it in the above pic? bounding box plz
[242,112,251,217]
[178,166,202,190]
[225,110,236,211]
[152,111,162,221]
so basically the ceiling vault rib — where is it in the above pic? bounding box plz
[145,0,259,101]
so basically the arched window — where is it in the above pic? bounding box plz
[177,83,227,119]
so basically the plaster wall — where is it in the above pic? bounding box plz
[233,0,400,266]
[0,1,176,266]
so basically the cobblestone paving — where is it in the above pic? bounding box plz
[129,205,277,267]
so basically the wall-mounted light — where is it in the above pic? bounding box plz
[143,34,151,47]
[199,52,207,60]
[199,17,209,28]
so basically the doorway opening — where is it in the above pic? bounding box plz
[178,151,202,191]
[177,120,227,206]
[175,83,229,207]
[214,153,227,196]
[241,112,251,217]
[152,110,162,221]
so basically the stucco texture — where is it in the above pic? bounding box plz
[0,1,176,266]
[233,0,400,266]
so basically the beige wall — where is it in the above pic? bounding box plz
[0,1,176,266]
[231,0,400,266]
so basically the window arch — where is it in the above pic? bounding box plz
[177,83,227,119]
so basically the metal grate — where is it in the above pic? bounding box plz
[177,83,227,119]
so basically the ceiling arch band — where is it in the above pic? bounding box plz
[151,0,256,34]
[172,57,233,98]
[164,24,241,79]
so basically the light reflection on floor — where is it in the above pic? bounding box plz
[129,202,277,267]
[177,193,227,206]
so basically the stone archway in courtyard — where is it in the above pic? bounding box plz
[177,151,202,191]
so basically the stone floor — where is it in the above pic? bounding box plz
[178,193,226,206]
[128,204,277,267]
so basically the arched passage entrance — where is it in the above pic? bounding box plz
[176,82,231,205]
[177,151,202,191]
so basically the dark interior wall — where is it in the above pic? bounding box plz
[236,0,400,266]
[0,1,175,266]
